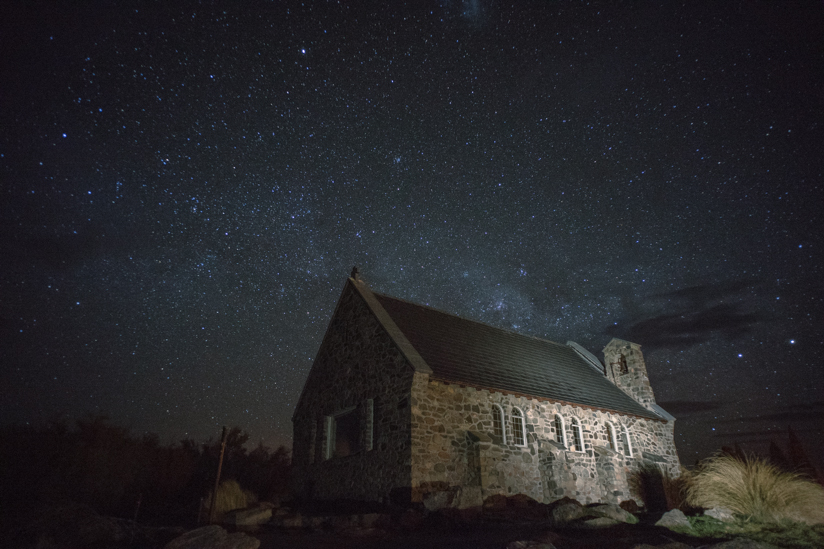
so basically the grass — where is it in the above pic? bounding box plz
[206,480,258,521]
[674,515,824,549]
[685,454,824,525]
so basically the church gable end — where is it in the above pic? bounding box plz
[292,279,419,501]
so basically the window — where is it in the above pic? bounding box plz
[554,414,567,448]
[611,354,628,375]
[569,417,584,452]
[606,422,619,452]
[324,407,360,459]
[620,425,633,457]
[308,421,317,464]
[492,404,506,443]
[510,407,526,446]
[364,399,374,451]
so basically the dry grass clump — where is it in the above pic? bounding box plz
[206,480,258,521]
[686,454,824,525]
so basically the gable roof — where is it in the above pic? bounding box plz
[364,284,661,421]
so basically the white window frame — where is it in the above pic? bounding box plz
[569,417,584,452]
[492,403,506,444]
[621,424,634,457]
[323,415,335,460]
[364,398,374,451]
[606,421,619,453]
[554,414,568,448]
[510,406,527,447]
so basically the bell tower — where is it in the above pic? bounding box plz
[602,338,657,411]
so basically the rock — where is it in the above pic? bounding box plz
[704,507,735,522]
[620,499,642,514]
[572,516,620,529]
[506,541,557,549]
[706,539,782,549]
[397,508,425,531]
[223,506,272,526]
[423,490,453,511]
[631,543,694,549]
[483,494,509,509]
[509,494,540,508]
[454,486,483,509]
[547,497,585,527]
[654,509,691,531]
[280,512,304,529]
[587,503,638,524]
[164,525,260,549]
[360,513,390,529]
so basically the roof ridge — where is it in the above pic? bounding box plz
[372,290,571,349]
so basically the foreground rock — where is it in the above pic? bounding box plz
[586,502,639,524]
[223,506,273,526]
[546,497,585,527]
[704,507,735,522]
[655,509,691,531]
[164,524,260,549]
[7,504,184,549]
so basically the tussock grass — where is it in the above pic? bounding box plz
[683,516,824,549]
[686,454,824,525]
[206,480,258,521]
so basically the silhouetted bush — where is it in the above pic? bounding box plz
[629,464,692,512]
[0,415,290,525]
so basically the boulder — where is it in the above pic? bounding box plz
[704,507,735,522]
[509,494,540,508]
[280,512,304,529]
[164,525,260,549]
[707,539,782,549]
[396,508,425,531]
[571,516,620,529]
[547,497,585,527]
[586,503,638,524]
[654,509,691,531]
[423,490,453,511]
[223,506,272,526]
[483,494,509,509]
[506,541,557,549]
[630,543,694,549]
[620,499,642,514]
[453,486,484,509]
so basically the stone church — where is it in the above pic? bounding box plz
[292,270,680,508]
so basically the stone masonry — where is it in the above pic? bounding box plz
[292,276,681,507]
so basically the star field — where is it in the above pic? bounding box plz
[2,1,823,471]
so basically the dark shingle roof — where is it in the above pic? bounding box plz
[373,292,659,420]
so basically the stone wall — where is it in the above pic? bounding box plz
[409,379,680,505]
[292,281,417,502]
[603,339,657,411]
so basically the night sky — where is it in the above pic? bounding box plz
[2,1,823,472]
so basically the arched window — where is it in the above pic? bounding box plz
[569,417,584,452]
[510,407,526,446]
[554,414,567,448]
[492,404,506,443]
[606,421,619,452]
[620,424,633,457]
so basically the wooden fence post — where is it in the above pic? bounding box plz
[208,426,228,524]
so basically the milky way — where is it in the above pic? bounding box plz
[2,1,822,470]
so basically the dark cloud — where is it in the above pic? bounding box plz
[657,400,724,416]
[711,426,822,440]
[605,281,766,349]
[715,402,824,425]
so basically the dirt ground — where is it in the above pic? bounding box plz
[251,521,708,549]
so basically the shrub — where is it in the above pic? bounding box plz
[629,464,692,511]
[206,480,256,521]
[686,454,824,525]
